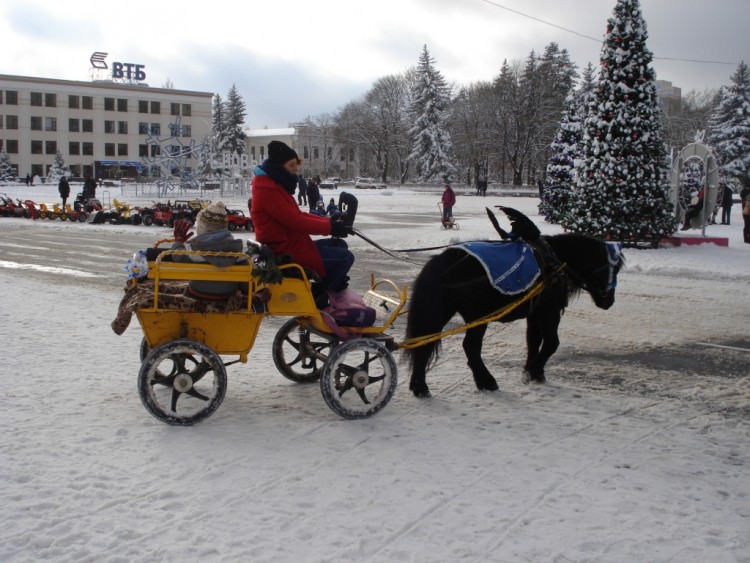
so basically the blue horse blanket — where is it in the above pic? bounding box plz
[456,241,541,295]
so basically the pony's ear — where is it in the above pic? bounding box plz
[485,207,510,239]
[496,206,541,243]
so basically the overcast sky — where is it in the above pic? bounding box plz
[2,0,747,127]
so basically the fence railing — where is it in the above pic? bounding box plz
[120,177,251,200]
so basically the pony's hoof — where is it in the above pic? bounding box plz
[412,388,431,398]
[477,381,499,392]
[521,371,531,385]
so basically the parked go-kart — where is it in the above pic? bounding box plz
[227,208,254,231]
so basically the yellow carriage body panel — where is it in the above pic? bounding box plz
[136,309,262,355]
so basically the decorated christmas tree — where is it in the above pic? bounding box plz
[539,94,582,223]
[707,61,750,185]
[562,0,673,243]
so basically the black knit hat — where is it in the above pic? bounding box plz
[268,141,298,166]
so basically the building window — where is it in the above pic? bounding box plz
[0,90,3,104]
[6,140,18,153]
[82,119,93,133]
[6,115,18,130]
[313,146,319,160]
[69,95,80,109]
[69,142,80,155]
[104,120,115,134]
[45,141,57,154]
[182,104,192,117]
[260,146,265,159]
[150,145,160,157]
[118,143,128,156]
[30,116,42,130]
[118,121,128,134]
[327,147,333,159]
[117,98,127,112]
[303,146,309,159]
[31,164,43,177]
[0,115,2,129]
[150,123,161,135]
[139,100,148,113]
[30,92,43,106]
[82,96,93,110]
[45,93,57,107]
[171,103,180,116]
[105,143,115,156]
[6,91,18,105]
[69,118,79,132]
[139,144,148,157]
[104,97,115,111]
[139,122,149,134]
[82,142,94,156]
[150,101,160,114]
[45,117,57,132]
[31,140,43,154]
[182,125,191,137]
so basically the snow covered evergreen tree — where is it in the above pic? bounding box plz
[211,93,225,157]
[562,0,673,243]
[0,147,15,183]
[408,45,457,183]
[539,94,581,222]
[46,151,69,184]
[708,61,750,185]
[223,85,247,156]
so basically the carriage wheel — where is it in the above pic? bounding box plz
[138,339,227,426]
[320,339,397,419]
[272,318,337,383]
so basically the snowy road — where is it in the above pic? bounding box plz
[1,191,749,562]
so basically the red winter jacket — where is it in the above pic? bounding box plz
[251,172,332,277]
[442,186,456,207]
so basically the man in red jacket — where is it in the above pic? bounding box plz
[251,141,353,307]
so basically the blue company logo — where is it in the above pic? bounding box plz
[89,52,146,81]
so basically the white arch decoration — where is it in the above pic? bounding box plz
[669,141,719,236]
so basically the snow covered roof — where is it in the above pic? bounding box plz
[245,127,295,137]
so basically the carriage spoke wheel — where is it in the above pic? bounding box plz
[272,318,337,383]
[320,339,397,419]
[138,339,227,426]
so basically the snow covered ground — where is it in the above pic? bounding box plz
[1,182,749,562]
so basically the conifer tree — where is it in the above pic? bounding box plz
[539,94,581,222]
[211,93,225,157]
[708,61,750,185]
[0,147,15,183]
[562,0,673,243]
[223,84,247,156]
[408,45,457,183]
[46,151,69,184]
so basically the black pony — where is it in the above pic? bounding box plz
[404,207,624,397]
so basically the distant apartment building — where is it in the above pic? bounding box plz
[656,80,682,116]
[0,73,212,180]
[245,123,359,180]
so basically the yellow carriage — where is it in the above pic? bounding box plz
[133,245,407,425]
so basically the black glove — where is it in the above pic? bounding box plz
[173,219,194,243]
[330,219,352,238]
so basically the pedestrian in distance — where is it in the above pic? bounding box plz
[58,176,70,209]
[297,174,308,206]
[720,183,733,225]
[25,173,31,187]
[740,182,750,244]
[441,181,456,227]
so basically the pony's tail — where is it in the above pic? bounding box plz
[404,252,452,370]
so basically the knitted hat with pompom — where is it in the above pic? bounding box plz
[195,201,228,234]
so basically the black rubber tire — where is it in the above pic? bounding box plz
[320,339,397,419]
[138,339,227,426]
[143,215,154,226]
[272,318,336,383]
[77,213,88,222]
[131,214,143,225]
[228,222,237,232]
